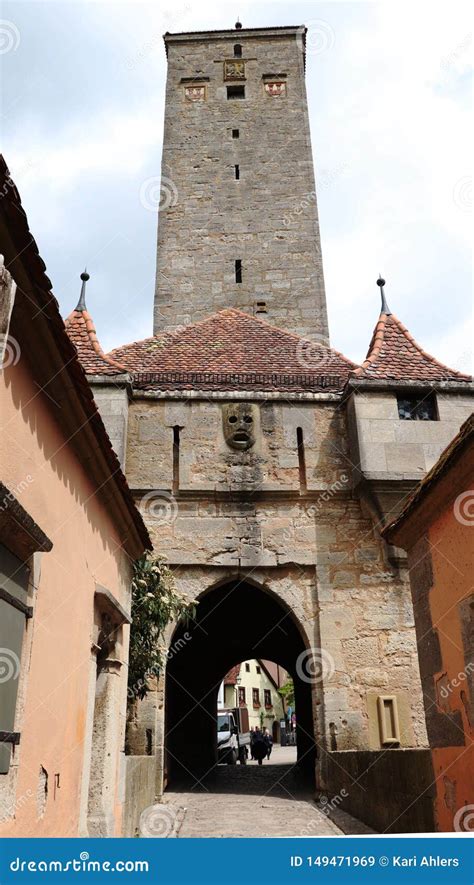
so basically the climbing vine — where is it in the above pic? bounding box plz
[127,554,195,701]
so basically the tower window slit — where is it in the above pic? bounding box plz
[234,43,242,57]
[296,427,307,493]
[235,259,242,284]
[172,425,181,493]
[227,84,245,100]
[235,164,240,180]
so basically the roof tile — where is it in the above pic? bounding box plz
[65,309,126,375]
[354,312,471,382]
[106,308,357,392]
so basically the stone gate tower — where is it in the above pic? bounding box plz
[154,25,329,343]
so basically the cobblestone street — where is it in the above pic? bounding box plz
[161,747,346,837]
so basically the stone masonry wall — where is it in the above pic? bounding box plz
[90,382,129,470]
[154,30,329,342]
[348,390,474,480]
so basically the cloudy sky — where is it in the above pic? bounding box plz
[1,1,472,369]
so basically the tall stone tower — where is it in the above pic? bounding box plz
[154,24,329,343]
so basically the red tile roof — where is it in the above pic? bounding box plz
[224,665,241,685]
[106,308,357,392]
[354,312,471,382]
[65,309,126,375]
[0,155,151,553]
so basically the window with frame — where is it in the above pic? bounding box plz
[0,545,31,774]
[397,392,438,421]
[238,686,246,705]
[264,689,272,708]
[252,688,260,708]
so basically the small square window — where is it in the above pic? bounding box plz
[227,84,245,100]
[232,129,240,139]
[397,392,438,421]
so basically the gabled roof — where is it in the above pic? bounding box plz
[107,308,357,393]
[65,308,126,375]
[0,155,151,554]
[354,311,471,383]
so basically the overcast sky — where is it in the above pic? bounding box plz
[1,1,472,369]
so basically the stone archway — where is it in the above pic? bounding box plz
[164,578,316,788]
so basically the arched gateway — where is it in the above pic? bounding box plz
[165,579,316,786]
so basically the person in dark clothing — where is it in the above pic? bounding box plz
[264,728,273,760]
[252,727,267,765]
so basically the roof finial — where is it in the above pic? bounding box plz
[235,18,242,29]
[75,268,90,312]
[376,274,391,315]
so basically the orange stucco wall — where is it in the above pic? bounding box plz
[0,360,132,836]
[425,502,473,832]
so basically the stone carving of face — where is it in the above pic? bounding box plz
[222,403,257,451]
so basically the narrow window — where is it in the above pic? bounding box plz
[252,688,260,707]
[397,392,438,421]
[234,43,242,57]
[232,128,240,139]
[234,164,240,180]
[235,259,242,284]
[238,686,246,705]
[227,84,245,100]
[264,689,272,708]
[256,665,261,674]
[172,426,181,493]
[146,728,153,756]
[245,662,250,673]
[296,427,307,493]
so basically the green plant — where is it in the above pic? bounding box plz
[278,677,295,709]
[127,554,195,701]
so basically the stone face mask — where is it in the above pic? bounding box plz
[222,403,257,450]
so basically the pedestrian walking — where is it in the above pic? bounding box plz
[249,727,256,760]
[264,728,273,760]
[252,726,267,765]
